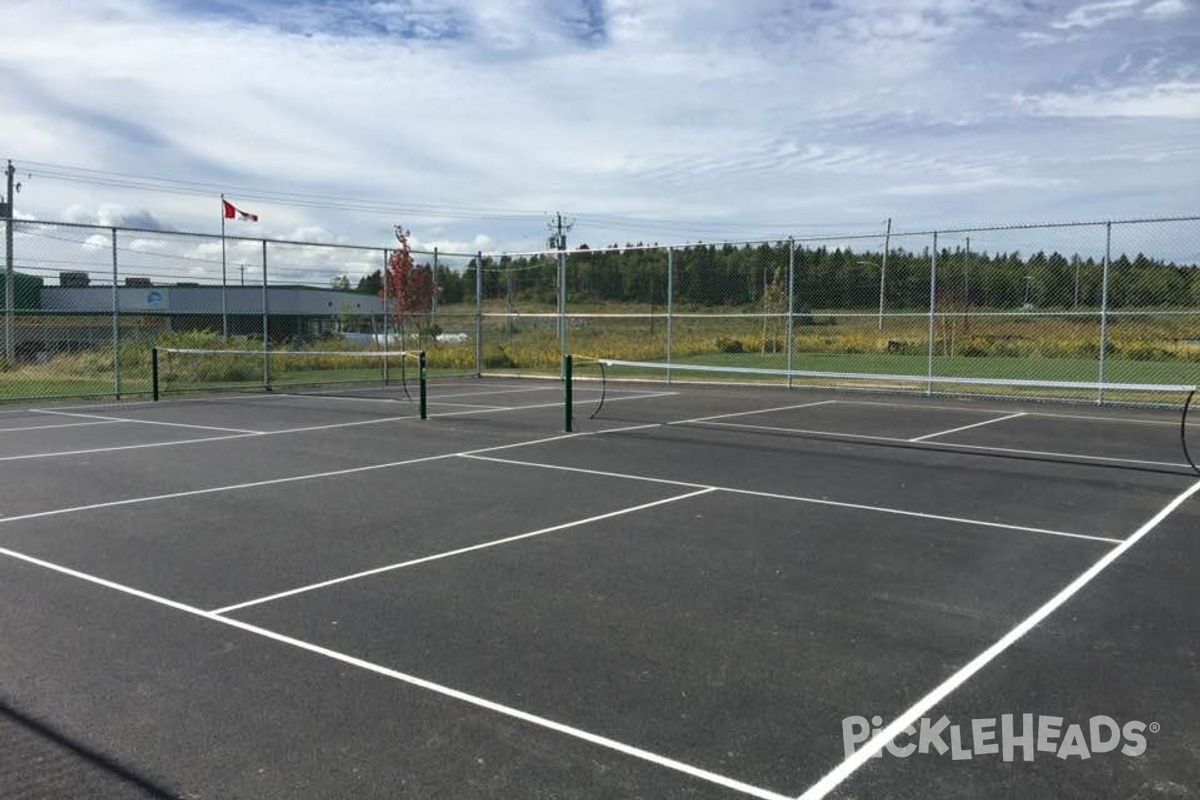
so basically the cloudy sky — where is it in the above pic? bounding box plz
[2,0,1198,257]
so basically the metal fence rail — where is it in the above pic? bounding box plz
[1,216,1197,405]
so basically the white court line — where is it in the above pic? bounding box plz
[908,412,1027,443]
[0,423,659,524]
[273,392,410,405]
[213,489,716,614]
[0,545,792,800]
[0,420,125,434]
[674,400,838,424]
[428,401,510,411]
[795,475,1200,800]
[34,409,262,435]
[0,394,664,464]
[838,398,1200,428]
[691,419,1192,470]
[0,432,261,463]
[463,455,1120,544]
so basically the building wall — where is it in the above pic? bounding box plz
[38,286,386,315]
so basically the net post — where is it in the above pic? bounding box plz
[563,353,573,432]
[151,347,159,401]
[419,350,427,420]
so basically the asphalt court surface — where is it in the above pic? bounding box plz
[1,378,1198,799]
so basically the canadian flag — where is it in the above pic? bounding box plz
[222,199,258,222]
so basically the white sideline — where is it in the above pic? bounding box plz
[0,543,793,800]
[212,489,716,614]
[795,476,1200,800]
[0,420,124,434]
[908,412,1027,442]
[462,455,1121,544]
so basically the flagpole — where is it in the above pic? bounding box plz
[221,193,229,339]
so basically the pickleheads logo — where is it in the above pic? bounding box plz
[842,715,1157,761]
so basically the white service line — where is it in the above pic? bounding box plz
[212,488,716,614]
[795,476,1200,800]
[0,543,793,800]
[0,423,660,524]
[273,392,410,405]
[673,400,838,424]
[690,419,1192,470]
[908,412,1027,443]
[33,409,262,435]
[427,401,510,411]
[0,433,260,463]
[463,455,1119,544]
[839,398,1200,428]
[0,420,125,434]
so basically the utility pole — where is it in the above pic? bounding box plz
[547,212,573,251]
[3,160,17,366]
[548,213,574,354]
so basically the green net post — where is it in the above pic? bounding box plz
[563,353,573,432]
[151,347,160,401]
[419,351,427,420]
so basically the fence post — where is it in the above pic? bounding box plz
[666,247,674,385]
[381,248,389,384]
[262,240,270,390]
[787,237,796,388]
[558,249,567,355]
[111,227,121,398]
[3,160,14,367]
[927,231,938,395]
[1098,222,1112,404]
[475,252,483,376]
[879,218,891,331]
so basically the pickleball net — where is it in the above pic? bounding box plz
[153,348,426,406]
[566,356,1199,475]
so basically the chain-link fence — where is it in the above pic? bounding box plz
[2,216,1197,404]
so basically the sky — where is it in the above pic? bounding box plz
[2,0,1198,272]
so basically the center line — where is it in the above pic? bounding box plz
[908,412,1027,442]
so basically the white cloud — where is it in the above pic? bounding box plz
[1015,81,1200,119]
[1143,0,1189,16]
[1051,0,1141,30]
[0,0,1196,253]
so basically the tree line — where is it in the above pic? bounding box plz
[351,241,1200,311]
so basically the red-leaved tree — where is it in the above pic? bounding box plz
[384,227,436,346]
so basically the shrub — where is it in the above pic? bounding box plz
[715,337,745,353]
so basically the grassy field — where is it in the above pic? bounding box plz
[1,307,1196,405]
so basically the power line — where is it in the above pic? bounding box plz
[16,159,888,242]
